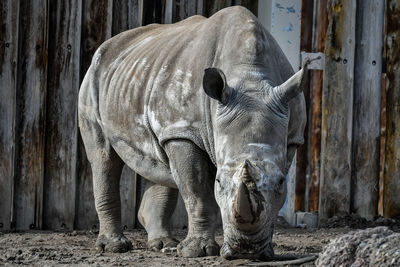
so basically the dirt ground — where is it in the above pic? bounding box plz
[0,226,350,266]
[2,214,399,266]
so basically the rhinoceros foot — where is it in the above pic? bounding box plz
[177,237,220,257]
[95,233,132,253]
[147,237,179,251]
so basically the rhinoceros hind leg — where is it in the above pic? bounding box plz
[138,181,179,251]
[164,140,220,257]
[79,113,132,253]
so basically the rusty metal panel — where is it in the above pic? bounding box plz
[0,0,19,231]
[319,0,356,221]
[13,0,49,230]
[43,0,82,230]
[75,0,113,230]
[383,0,400,219]
[351,0,384,220]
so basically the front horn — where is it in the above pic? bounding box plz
[232,161,265,227]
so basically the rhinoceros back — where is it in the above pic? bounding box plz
[78,6,305,186]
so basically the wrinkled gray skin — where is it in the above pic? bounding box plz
[78,6,307,260]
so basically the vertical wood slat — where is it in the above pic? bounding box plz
[112,0,142,30]
[378,7,388,216]
[130,0,143,28]
[308,0,328,212]
[0,0,19,231]
[14,0,49,230]
[241,0,258,16]
[120,166,136,230]
[351,0,384,220]
[197,0,204,15]
[383,0,400,219]
[177,0,203,20]
[179,0,188,20]
[112,0,130,35]
[187,0,197,16]
[378,75,386,216]
[112,0,143,231]
[319,0,356,221]
[43,0,82,231]
[76,0,113,230]
[164,0,175,23]
[143,0,162,25]
[295,0,314,212]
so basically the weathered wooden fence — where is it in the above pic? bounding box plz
[0,0,257,231]
[1,0,399,231]
[294,0,400,222]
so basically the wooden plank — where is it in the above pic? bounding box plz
[164,0,175,23]
[112,0,130,34]
[351,0,384,220]
[177,0,199,20]
[383,0,400,219]
[143,0,162,25]
[0,0,19,231]
[308,0,328,212]
[76,0,113,230]
[205,0,222,17]
[179,0,188,20]
[241,0,258,16]
[13,0,49,230]
[378,10,388,216]
[187,0,196,16]
[112,0,142,30]
[120,166,136,230]
[128,0,143,28]
[42,0,82,230]
[112,0,143,231]
[319,0,356,221]
[295,0,314,212]
[197,0,204,15]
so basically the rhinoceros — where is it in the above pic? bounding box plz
[78,6,308,260]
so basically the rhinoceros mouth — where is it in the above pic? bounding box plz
[220,226,274,260]
[220,239,274,260]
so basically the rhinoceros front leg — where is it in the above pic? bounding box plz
[164,140,220,257]
[138,180,179,250]
[79,115,132,253]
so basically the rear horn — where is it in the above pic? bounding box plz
[272,58,313,104]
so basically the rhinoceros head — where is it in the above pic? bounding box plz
[202,63,308,260]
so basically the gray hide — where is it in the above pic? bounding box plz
[78,6,307,260]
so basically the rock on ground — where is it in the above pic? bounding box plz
[316,226,400,267]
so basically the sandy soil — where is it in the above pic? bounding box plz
[0,226,351,266]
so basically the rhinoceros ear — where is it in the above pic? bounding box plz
[203,68,230,104]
